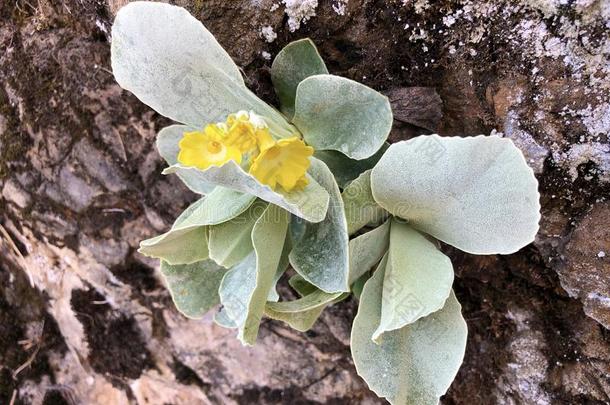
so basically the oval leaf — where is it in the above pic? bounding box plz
[372,219,454,341]
[139,188,256,264]
[218,204,289,345]
[160,259,227,319]
[111,2,294,138]
[351,261,468,405]
[348,219,390,285]
[208,200,268,268]
[293,74,393,160]
[164,161,329,223]
[271,38,328,119]
[289,158,349,293]
[371,135,541,254]
[342,170,389,235]
[157,125,215,194]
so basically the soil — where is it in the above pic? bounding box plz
[0,0,608,404]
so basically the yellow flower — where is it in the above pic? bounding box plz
[249,137,313,192]
[177,124,242,170]
[225,111,274,153]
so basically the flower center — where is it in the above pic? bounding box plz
[207,140,223,154]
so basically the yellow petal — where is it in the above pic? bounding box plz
[255,129,275,151]
[225,111,274,154]
[249,137,313,192]
[178,128,242,170]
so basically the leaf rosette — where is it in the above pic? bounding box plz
[111,3,541,404]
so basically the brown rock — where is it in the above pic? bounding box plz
[562,202,610,328]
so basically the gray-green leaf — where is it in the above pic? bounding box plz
[289,158,349,293]
[351,260,467,405]
[348,219,390,285]
[139,188,256,264]
[208,200,268,268]
[372,220,453,341]
[371,135,541,255]
[264,289,345,332]
[157,125,215,194]
[214,307,238,329]
[160,259,227,319]
[164,161,329,223]
[314,144,388,189]
[111,2,294,138]
[218,204,289,345]
[293,74,393,160]
[271,38,328,119]
[342,170,388,235]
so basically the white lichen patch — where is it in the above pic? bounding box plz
[503,112,550,174]
[399,0,610,92]
[578,103,610,136]
[283,0,318,31]
[260,25,277,43]
[332,0,348,15]
[553,142,610,183]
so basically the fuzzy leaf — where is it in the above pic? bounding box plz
[139,188,256,264]
[271,38,328,119]
[268,237,292,302]
[372,220,454,341]
[208,200,267,268]
[214,307,237,329]
[164,161,329,223]
[314,144,388,188]
[288,274,317,297]
[265,289,345,332]
[157,125,215,194]
[293,74,393,160]
[348,220,390,285]
[289,158,349,293]
[139,227,209,265]
[351,260,467,405]
[160,259,227,319]
[111,2,294,138]
[371,135,541,254]
[219,204,289,345]
[342,170,388,235]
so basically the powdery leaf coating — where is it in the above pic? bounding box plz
[139,227,209,265]
[348,219,390,285]
[268,237,293,302]
[372,220,454,341]
[111,2,294,138]
[288,274,317,296]
[371,135,541,255]
[139,188,256,264]
[208,200,268,268]
[293,74,393,160]
[157,125,215,194]
[289,158,349,293]
[160,259,227,319]
[214,307,237,329]
[264,289,345,332]
[163,160,329,223]
[271,38,328,119]
[351,260,468,405]
[342,170,389,235]
[219,204,289,345]
[314,144,388,188]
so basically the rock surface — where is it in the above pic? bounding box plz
[1,0,609,404]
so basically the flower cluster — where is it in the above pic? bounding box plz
[178,111,313,192]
